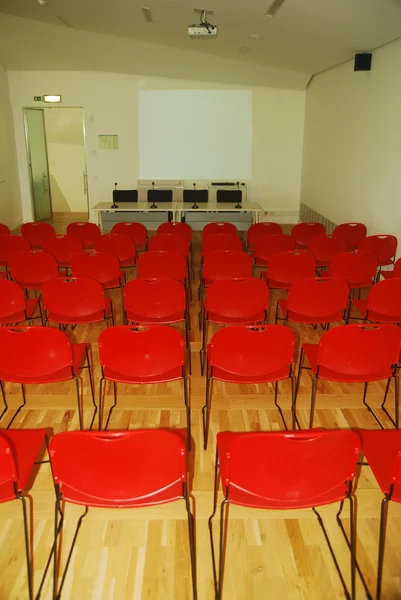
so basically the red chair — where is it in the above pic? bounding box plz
[329,251,377,294]
[158,221,192,242]
[0,223,11,236]
[95,233,136,268]
[262,250,316,289]
[49,430,197,599]
[209,429,360,600]
[202,222,237,237]
[66,222,101,251]
[295,324,401,428]
[246,222,282,251]
[0,429,47,600]
[112,222,147,251]
[98,326,191,445]
[8,250,61,294]
[358,234,398,267]
[149,233,189,258]
[71,250,124,290]
[42,277,114,328]
[380,257,401,280]
[308,234,348,268]
[124,278,191,372]
[0,279,42,325]
[203,325,296,448]
[291,222,326,249]
[0,326,95,429]
[21,222,55,250]
[202,251,253,287]
[350,278,401,324]
[358,430,401,600]
[137,251,187,285]
[276,277,349,327]
[201,278,269,374]
[43,234,83,270]
[253,234,295,268]
[333,223,367,251]
[0,235,30,268]
[201,233,242,258]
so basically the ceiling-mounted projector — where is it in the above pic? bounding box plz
[188,9,217,38]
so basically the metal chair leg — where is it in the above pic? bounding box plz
[295,347,304,400]
[73,376,83,430]
[200,318,208,376]
[185,315,192,375]
[104,381,118,431]
[376,496,390,600]
[18,494,33,600]
[0,379,8,422]
[217,499,229,600]
[274,380,288,431]
[184,494,198,600]
[183,375,191,451]
[208,448,220,598]
[85,346,97,430]
[309,375,318,428]
[202,368,213,450]
[6,383,27,429]
[381,374,399,429]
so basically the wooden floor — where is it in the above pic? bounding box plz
[1,216,401,600]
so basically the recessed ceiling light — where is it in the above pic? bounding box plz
[250,33,261,39]
[239,46,251,55]
[37,0,46,6]
[265,0,286,18]
[43,95,62,103]
[141,7,154,24]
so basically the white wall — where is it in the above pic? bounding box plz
[301,38,401,238]
[7,71,306,223]
[0,62,23,229]
[44,108,88,213]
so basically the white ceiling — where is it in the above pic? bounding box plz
[1,0,401,76]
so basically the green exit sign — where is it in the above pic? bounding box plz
[34,96,42,101]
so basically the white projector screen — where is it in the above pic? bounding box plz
[138,90,252,180]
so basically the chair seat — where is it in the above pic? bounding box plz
[15,270,67,290]
[207,311,266,325]
[211,364,290,384]
[348,278,374,289]
[120,257,136,268]
[47,298,112,325]
[261,272,291,289]
[352,300,401,323]
[0,428,47,502]
[0,343,87,384]
[0,299,39,324]
[302,343,393,382]
[379,271,395,280]
[277,300,343,324]
[217,431,345,508]
[102,365,183,384]
[125,311,185,324]
[359,429,401,502]
[102,272,125,289]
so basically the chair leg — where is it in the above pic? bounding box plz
[0,379,8,422]
[376,496,390,600]
[274,301,280,324]
[98,377,104,430]
[104,381,118,431]
[295,347,304,400]
[202,367,213,450]
[6,383,27,429]
[290,374,300,430]
[309,375,318,428]
[184,494,198,600]
[381,374,399,429]
[200,318,208,376]
[185,315,192,375]
[85,346,97,430]
[73,376,84,430]
[18,494,33,600]
[217,499,229,600]
[183,375,191,451]
[274,380,288,431]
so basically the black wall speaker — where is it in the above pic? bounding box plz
[354,53,372,72]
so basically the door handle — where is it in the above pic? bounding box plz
[43,172,48,192]
[83,171,88,194]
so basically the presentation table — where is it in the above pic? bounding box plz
[91,202,177,231]
[176,202,263,224]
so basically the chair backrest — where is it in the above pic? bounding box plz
[149,234,189,258]
[71,251,121,285]
[21,222,56,249]
[218,429,361,508]
[247,223,282,250]
[0,224,11,236]
[267,251,316,286]
[0,434,18,496]
[333,223,367,250]
[308,234,348,264]
[329,251,377,286]
[366,278,401,319]
[0,279,26,319]
[287,277,349,318]
[8,250,59,286]
[48,429,186,507]
[208,325,295,376]
[291,222,326,248]
[157,222,192,242]
[98,325,185,377]
[124,278,186,321]
[358,235,398,265]
[0,326,73,379]
[317,324,401,376]
[137,251,187,283]
[43,234,83,266]
[205,278,268,320]
[202,233,242,257]
[95,233,136,264]
[0,236,30,266]
[202,222,237,237]
[112,222,147,249]
[254,235,295,265]
[42,277,106,318]
[203,251,253,282]
[66,222,101,248]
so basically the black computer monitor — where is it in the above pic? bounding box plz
[216,189,242,204]
[183,189,209,203]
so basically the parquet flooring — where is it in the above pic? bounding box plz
[1,219,400,599]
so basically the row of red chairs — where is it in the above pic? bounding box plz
[1,427,399,599]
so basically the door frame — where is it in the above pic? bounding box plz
[23,107,53,221]
[23,106,90,220]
